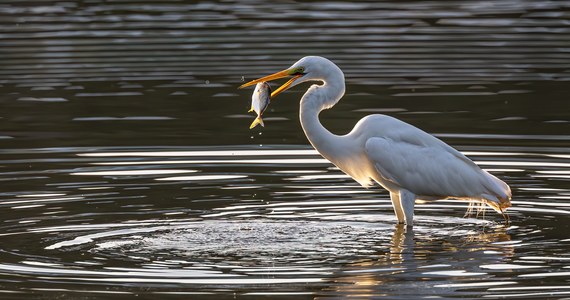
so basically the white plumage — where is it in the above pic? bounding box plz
[240,56,511,226]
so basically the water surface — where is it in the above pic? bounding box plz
[0,0,569,299]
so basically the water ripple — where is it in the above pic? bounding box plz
[0,0,569,298]
[0,144,566,297]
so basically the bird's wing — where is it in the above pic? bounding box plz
[365,136,487,198]
[355,115,479,169]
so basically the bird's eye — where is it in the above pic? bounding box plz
[294,67,305,75]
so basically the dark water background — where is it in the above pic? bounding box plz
[0,0,569,299]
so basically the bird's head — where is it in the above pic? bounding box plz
[239,56,343,98]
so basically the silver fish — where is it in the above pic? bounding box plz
[248,82,271,129]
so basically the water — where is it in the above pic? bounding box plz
[1,0,569,299]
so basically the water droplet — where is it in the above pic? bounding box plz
[205,80,210,85]
[250,136,254,139]
[258,132,262,136]
[241,76,245,82]
[259,144,263,147]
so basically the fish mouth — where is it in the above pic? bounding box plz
[238,69,303,98]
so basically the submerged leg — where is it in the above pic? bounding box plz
[399,189,416,226]
[390,192,405,224]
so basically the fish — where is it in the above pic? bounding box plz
[248,81,271,129]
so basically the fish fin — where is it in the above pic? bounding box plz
[249,116,264,129]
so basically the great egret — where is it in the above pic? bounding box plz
[239,56,511,226]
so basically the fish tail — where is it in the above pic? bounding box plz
[249,116,264,129]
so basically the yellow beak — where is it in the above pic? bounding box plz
[239,69,303,98]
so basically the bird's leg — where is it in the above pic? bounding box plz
[399,190,416,226]
[390,192,405,224]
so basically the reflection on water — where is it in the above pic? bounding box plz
[0,145,569,298]
[0,0,569,298]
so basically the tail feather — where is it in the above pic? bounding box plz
[485,173,512,203]
[480,172,512,213]
[249,116,264,129]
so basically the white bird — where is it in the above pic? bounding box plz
[239,56,511,226]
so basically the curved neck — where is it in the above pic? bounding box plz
[299,78,345,157]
